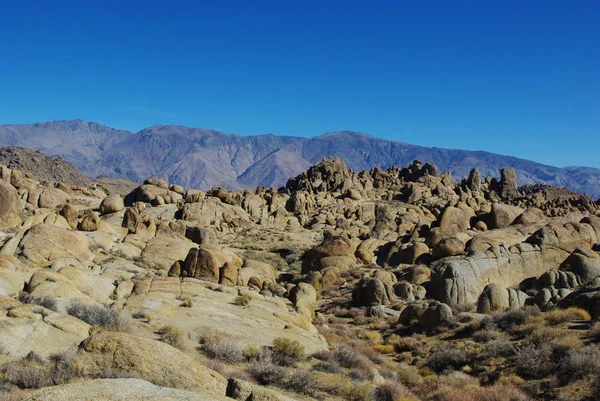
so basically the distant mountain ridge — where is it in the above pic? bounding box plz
[1,120,599,198]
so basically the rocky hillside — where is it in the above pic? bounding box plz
[1,120,600,197]
[1,155,600,399]
[0,146,90,186]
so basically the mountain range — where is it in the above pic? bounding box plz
[1,119,599,198]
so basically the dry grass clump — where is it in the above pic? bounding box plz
[176,294,194,308]
[418,381,531,401]
[66,302,130,332]
[313,371,373,400]
[157,325,185,350]
[197,328,227,345]
[545,307,591,325]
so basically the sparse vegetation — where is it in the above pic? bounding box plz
[66,302,130,332]
[18,291,58,312]
[157,325,185,350]
[271,337,304,366]
[233,294,252,306]
[204,340,244,363]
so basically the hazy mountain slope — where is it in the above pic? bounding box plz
[0,120,133,177]
[1,120,599,197]
[99,125,302,188]
[238,147,313,188]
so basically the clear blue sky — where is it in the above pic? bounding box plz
[0,1,598,168]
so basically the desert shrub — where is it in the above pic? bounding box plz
[373,382,415,401]
[349,367,374,381]
[449,303,475,314]
[272,337,304,366]
[18,292,58,312]
[312,349,334,361]
[49,350,81,385]
[204,340,244,363]
[492,307,540,331]
[484,339,515,358]
[472,328,506,343]
[392,336,423,352]
[157,325,185,350]
[331,347,363,368]
[132,311,148,319]
[248,362,287,385]
[34,297,58,311]
[557,345,600,385]
[284,368,317,396]
[423,346,471,373]
[398,366,424,387]
[514,343,555,379]
[66,302,129,332]
[234,294,252,306]
[312,361,341,373]
[588,323,600,342]
[315,372,372,400]
[545,307,591,325]
[1,359,51,389]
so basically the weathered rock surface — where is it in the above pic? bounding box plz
[23,378,230,401]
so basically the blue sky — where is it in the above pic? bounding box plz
[0,1,598,168]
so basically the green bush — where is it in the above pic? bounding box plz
[234,294,252,306]
[272,337,304,366]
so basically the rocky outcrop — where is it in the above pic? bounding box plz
[476,283,528,314]
[399,301,454,333]
[429,243,569,305]
[301,234,357,274]
[99,194,125,215]
[18,224,94,267]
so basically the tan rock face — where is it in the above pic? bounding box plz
[99,193,125,215]
[301,234,357,274]
[60,203,78,229]
[78,210,100,231]
[0,179,21,229]
[19,224,94,267]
